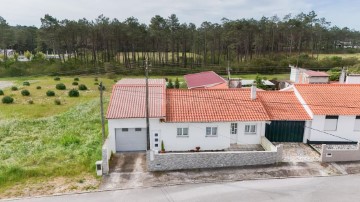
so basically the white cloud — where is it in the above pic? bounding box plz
[0,0,358,29]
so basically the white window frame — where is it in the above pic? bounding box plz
[245,124,257,134]
[231,123,238,134]
[206,127,218,137]
[355,116,360,131]
[177,127,189,137]
[324,115,338,131]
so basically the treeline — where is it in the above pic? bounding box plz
[1,11,360,76]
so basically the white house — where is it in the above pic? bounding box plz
[289,65,329,84]
[286,84,360,143]
[106,78,311,153]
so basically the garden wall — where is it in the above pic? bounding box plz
[320,142,360,162]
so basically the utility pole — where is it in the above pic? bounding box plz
[145,58,150,150]
[99,82,105,143]
[227,60,231,88]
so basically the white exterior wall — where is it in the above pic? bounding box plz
[108,118,266,152]
[309,115,360,142]
[290,66,299,82]
[307,76,329,83]
[303,120,312,142]
[346,75,360,84]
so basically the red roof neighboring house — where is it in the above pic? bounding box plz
[258,91,311,120]
[166,89,269,122]
[184,71,228,89]
[304,70,329,77]
[295,84,360,115]
[106,79,166,119]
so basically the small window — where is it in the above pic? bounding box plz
[231,123,238,134]
[135,128,142,132]
[154,133,158,137]
[155,138,158,142]
[245,124,256,134]
[355,116,360,131]
[206,127,218,136]
[324,115,338,131]
[177,128,189,136]
[122,128,128,132]
[155,144,158,147]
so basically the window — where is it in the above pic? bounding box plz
[122,128,128,132]
[324,116,338,131]
[206,127,218,136]
[177,128,189,136]
[135,128,142,132]
[245,124,256,134]
[154,133,158,137]
[231,123,238,134]
[355,116,360,131]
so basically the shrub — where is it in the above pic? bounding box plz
[11,86,18,91]
[21,89,30,96]
[23,81,30,86]
[54,77,60,81]
[46,90,55,97]
[54,98,61,105]
[36,86,41,90]
[74,78,79,81]
[94,77,98,81]
[72,81,79,86]
[68,89,79,97]
[2,96,14,104]
[94,82,99,85]
[56,83,66,90]
[28,100,34,104]
[78,84,88,91]
[0,90,3,95]
[175,78,180,89]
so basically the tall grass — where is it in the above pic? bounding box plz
[0,99,105,190]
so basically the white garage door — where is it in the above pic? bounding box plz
[115,128,147,151]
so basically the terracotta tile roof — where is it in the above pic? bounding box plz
[295,84,360,115]
[166,89,270,122]
[106,79,166,119]
[184,71,227,89]
[258,91,311,120]
[304,70,329,77]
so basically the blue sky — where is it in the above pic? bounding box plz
[0,0,358,29]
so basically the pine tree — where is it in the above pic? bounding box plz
[167,78,174,88]
[174,77,180,89]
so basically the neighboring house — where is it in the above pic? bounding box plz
[106,78,312,153]
[184,71,228,89]
[289,65,329,84]
[285,84,360,143]
[17,55,31,62]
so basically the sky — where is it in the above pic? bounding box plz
[0,0,359,29]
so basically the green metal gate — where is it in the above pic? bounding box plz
[265,121,305,142]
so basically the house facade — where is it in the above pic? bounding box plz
[289,65,329,84]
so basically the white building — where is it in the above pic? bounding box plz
[289,65,329,84]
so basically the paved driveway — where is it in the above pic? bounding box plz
[275,143,320,162]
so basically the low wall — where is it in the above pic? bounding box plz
[102,138,111,175]
[261,136,283,163]
[321,143,360,162]
[148,139,283,171]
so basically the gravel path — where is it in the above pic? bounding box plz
[0,81,13,89]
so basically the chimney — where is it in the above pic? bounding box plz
[251,82,257,100]
[339,67,346,84]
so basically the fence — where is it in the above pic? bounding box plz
[320,142,360,162]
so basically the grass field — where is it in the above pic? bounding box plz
[317,53,360,60]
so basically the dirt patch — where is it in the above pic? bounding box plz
[0,175,100,199]
[109,152,146,173]
[275,143,320,162]
[0,81,13,89]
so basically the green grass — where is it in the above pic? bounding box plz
[317,53,360,60]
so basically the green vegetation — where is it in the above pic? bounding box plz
[55,83,66,90]
[11,86,18,91]
[36,86,41,90]
[69,89,80,97]
[74,78,79,81]
[2,96,13,104]
[23,81,30,86]
[174,78,180,89]
[0,90,3,95]
[72,81,79,86]
[54,98,61,105]
[21,89,30,96]
[46,90,55,97]
[54,77,60,81]
[78,84,88,91]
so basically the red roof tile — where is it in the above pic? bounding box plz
[295,84,360,115]
[258,91,311,120]
[304,70,329,77]
[166,89,270,122]
[184,71,227,89]
[106,79,166,119]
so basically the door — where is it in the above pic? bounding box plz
[265,121,305,142]
[230,123,238,144]
[115,128,146,151]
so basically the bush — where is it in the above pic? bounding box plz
[94,82,99,85]
[0,90,3,95]
[56,83,66,90]
[72,81,79,86]
[94,77,98,81]
[74,78,79,81]
[46,90,55,97]
[78,84,88,91]
[28,100,34,104]
[11,86,18,91]
[2,96,14,104]
[23,81,30,86]
[21,89,30,96]
[68,89,79,97]
[36,86,41,90]
[54,98,61,105]
[54,77,60,81]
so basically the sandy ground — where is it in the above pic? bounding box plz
[275,143,320,162]
[0,175,100,199]
[0,81,13,89]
